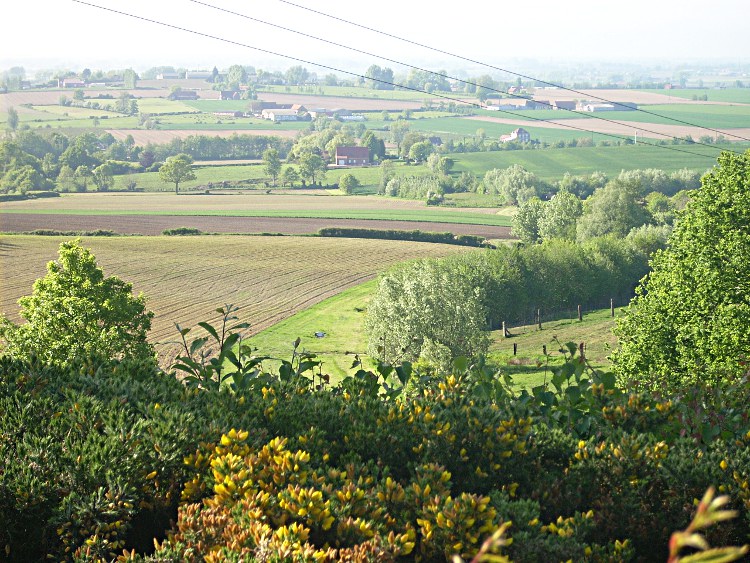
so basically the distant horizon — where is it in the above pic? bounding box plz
[3,0,749,80]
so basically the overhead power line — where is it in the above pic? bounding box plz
[188,0,738,154]
[72,0,728,161]
[276,0,750,145]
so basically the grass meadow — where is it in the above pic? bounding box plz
[0,191,513,226]
[638,87,750,104]
[250,277,619,385]
[450,144,728,181]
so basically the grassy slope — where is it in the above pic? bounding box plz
[450,144,727,181]
[250,280,377,381]
[249,278,620,386]
[487,308,618,390]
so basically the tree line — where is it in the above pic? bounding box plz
[366,232,665,371]
[0,129,292,195]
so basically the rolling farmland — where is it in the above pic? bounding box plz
[0,235,470,354]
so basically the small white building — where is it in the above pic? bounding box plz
[500,128,531,143]
[261,109,300,122]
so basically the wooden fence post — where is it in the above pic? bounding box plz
[537,308,542,330]
[513,343,517,356]
[579,342,585,361]
[578,304,582,321]
[611,298,615,318]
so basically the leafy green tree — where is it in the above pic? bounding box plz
[365,259,489,371]
[0,239,155,366]
[512,197,544,244]
[378,160,396,195]
[538,189,582,241]
[285,65,309,85]
[159,153,196,194]
[361,130,385,161]
[0,164,51,194]
[123,68,138,89]
[576,179,650,241]
[263,148,282,186]
[226,64,247,89]
[399,131,425,160]
[298,152,327,186]
[6,106,18,131]
[338,173,360,194]
[389,120,410,154]
[408,140,434,163]
[92,162,114,192]
[281,166,300,187]
[483,165,539,204]
[612,151,750,391]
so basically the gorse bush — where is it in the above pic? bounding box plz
[3,330,750,561]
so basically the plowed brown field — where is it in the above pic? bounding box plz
[0,213,511,239]
[0,235,469,352]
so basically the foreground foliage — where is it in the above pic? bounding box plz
[613,150,750,391]
[2,331,750,561]
[0,239,154,367]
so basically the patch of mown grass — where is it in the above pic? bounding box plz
[487,307,620,389]
[247,280,376,382]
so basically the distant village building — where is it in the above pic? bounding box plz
[335,146,370,166]
[60,78,85,88]
[169,90,199,101]
[213,111,244,118]
[220,90,242,100]
[185,71,214,80]
[261,108,300,122]
[500,128,531,143]
[156,73,181,80]
[549,100,577,111]
[578,102,637,112]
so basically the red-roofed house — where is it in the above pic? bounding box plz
[335,146,370,166]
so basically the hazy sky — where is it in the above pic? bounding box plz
[3,0,748,75]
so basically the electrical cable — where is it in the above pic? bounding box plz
[71,0,728,161]
[188,0,738,154]
[276,0,750,144]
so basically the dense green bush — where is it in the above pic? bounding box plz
[3,336,750,561]
[318,227,487,248]
[613,151,750,391]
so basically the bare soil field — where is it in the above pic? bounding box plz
[106,128,299,145]
[0,213,511,239]
[0,234,468,349]
[465,115,750,141]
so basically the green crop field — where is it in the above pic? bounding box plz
[30,105,123,119]
[639,88,750,104]
[580,103,750,129]
[250,277,620,385]
[449,144,729,181]
[257,84,436,101]
[407,116,624,144]
[136,98,201,114]
[0,234,469,354]
[0,192,513,226]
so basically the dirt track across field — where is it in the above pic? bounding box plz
[0,213,513,239]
